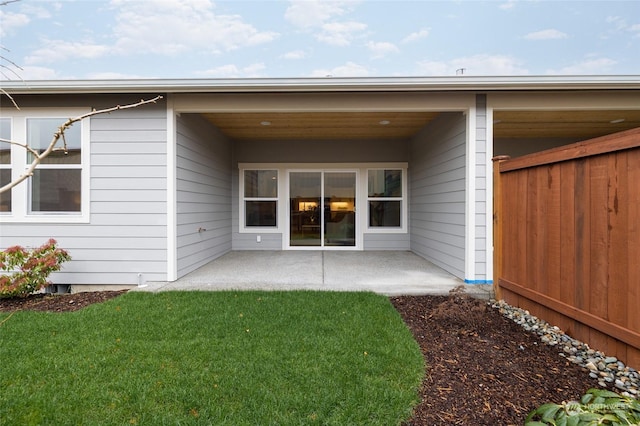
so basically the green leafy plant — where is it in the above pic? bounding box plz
[0,239,71,298]
[526,388,640,425]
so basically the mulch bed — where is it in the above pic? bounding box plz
[1,289,598,425]
[391,290,597,425]
[0,290,127,313]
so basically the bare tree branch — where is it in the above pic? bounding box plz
[0,95,164,194]
[0,137,40,157]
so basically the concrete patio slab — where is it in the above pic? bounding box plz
[136,250,493,298]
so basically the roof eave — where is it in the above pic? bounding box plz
[1,75,640,95]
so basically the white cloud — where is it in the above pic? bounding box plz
[608,16,640,37]
[281,50,307,59]
[25,40,110,65]
[417,54,529,76]
[499,0,516,10]
[20,3,58,19]
[316,21,367,46]
[285,1,365,46]
[0,10,30,37]
[546,57,617,75]
[366,41,399,59]
[13,66,61,80]
[196,62,267,78]
[284,0,352,28]
[524,29,568,40]
[110,0,279,55]
[606,16,627,31]
[402,28,429,44]
[310,61,369,77]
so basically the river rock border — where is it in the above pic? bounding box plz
[490,299,639,398]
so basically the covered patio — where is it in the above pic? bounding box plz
[139,251,492,297]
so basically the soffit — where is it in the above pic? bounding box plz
[202,112,440,141]
[204,109,640,141]
[493,110,640,139]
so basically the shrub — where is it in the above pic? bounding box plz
[0,239,71,298]
[526,388,640,425]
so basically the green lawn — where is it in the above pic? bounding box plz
[0,291,424,425]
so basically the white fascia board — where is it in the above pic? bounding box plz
[2,75,640,95]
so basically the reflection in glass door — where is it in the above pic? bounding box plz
[289,172,321,246]
[323,172,356,247]
[289,171,356,248]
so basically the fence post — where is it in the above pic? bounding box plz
[492,155,510,301]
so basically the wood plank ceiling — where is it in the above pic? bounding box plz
[202,110,640,141]
[202,112,439,141]
[493,110,640,139]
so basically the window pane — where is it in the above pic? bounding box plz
[369,201,401,227]
[31,169,81,212]
[245,201,277,227]
[0,119,10,164]
[368,169,402,197]
[244,170,277,198]
[27,118,81,164]
[0,169,11,212]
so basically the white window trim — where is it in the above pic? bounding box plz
[0,108,91,223]
[365,168,408,233]
[238,167,282,233]
[238,163,408,240]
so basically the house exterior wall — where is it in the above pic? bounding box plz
[175,113,232,278]
[409,112,466,279]
[231,139,410,250]
[0,95,169,287]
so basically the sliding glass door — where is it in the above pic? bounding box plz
[289,171,356,248]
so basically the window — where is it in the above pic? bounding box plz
[0,108,89,222]
[367,169,403,228]
[0,118,11,212]
[27,118,82,213]
[243,169,278,227]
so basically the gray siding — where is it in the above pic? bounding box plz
[232,139,409,250]
[175,114,232,277]
[363,233,410,250]
[234,139,408,163]
[0,95,168,286]
[494,137,580,158]
[409,112,466,279]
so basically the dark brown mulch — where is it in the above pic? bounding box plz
[0,290,127,313]
[1,289,598,425]
[391,290,598,425]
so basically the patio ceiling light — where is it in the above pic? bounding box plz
[609,118,625,124]
[379,120,390,125]
[260,121,271,126]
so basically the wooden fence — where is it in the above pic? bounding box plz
[493,127,640,369]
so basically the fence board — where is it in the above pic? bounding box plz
[628,149,640,336]
[559,161,577,332]
[494,127,640,369]
[546,164,562,326]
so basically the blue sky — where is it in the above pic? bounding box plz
[1,0,639,80]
